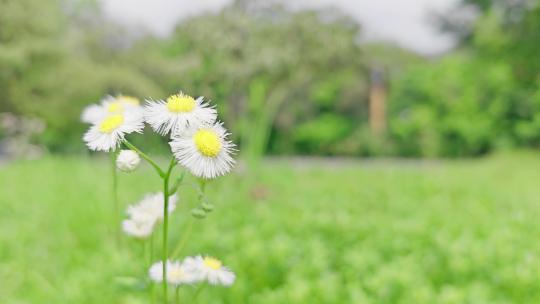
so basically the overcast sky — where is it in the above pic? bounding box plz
[99,0,459,55]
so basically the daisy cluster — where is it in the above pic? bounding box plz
[82,92,235,179]
[80,92,238,296]
[149,256,235,287]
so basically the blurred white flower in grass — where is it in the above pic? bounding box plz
[149,260,199,286]
[144,92,217,137]
[81,95,143,124]
[183,255,235,286]
[83,112,144,152]
[122,218,154,239]
[116,150,141,172]
[169,122,235,179]
[127,192,178,224]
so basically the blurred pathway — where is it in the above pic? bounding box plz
[263,156,444,170]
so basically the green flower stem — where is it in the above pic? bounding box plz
[150,234,156,304]
[199,179,207,193]
[168,171,186,194]
[162,158,176,303]
[123,139,165,177]
[119,140,175,303]
[175,286,180,304]
[110,150,120,243]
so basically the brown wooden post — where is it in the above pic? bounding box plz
[369,67,386,135]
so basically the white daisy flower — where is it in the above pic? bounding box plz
[122,218,154,239]
[169,122,235,179]
[149,260,199,286]
[126,192,178,225]
[83,111,144,152]
[81,103,106,124]
[116,149,141,172]
[183,255,236,286]
[144,92,217,136]
[81,95,142,124]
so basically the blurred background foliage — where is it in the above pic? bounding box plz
[2,0,540,157]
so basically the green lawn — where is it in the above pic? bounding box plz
[2,153,540,303]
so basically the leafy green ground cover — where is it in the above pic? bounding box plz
[1,153,540,303]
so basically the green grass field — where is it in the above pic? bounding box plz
[2,153,540,303]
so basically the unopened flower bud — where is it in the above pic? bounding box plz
[191,208,206,219]
[116,150,141,172]
[201,202,214,212]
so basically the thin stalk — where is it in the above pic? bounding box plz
[175,286,180,304]
[123,139,165,177]
[198,179,207,199]
[110,151,120,243]
[162,158,176,303]
[118,140,169,303]
[150,234,156,304]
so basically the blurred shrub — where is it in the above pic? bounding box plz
[388,55,531,157]
[5,0,540,158]
[0,0,164,152]
[126,2,370,159]
[292,114,353,155]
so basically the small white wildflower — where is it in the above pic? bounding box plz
[122,218,154,239]
[183,255,235,286]
[149,260,199,286]
[169,121,235,179]
[81,95,142,124]
[83,112,144,152]
[144,92,217,137]
[81,103,106,124]
[127,192,178,225]
[116,150,141,172]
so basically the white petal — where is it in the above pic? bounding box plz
[169,122,236,179]
[144,97,217,137]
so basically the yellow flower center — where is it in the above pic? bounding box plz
[194,130,222,157]
[166,93,196,113]
[203,257,222,270]
[107,102,124,113]
[117,95,139,105]
[99,114,124,133]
